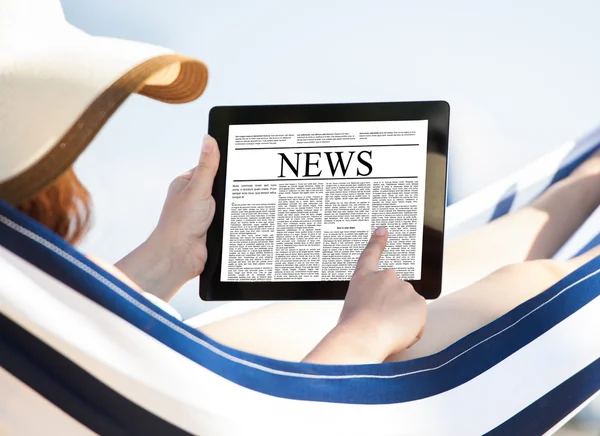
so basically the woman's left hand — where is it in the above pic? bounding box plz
[115,135,220,300]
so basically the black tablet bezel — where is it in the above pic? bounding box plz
[201,101,449,301]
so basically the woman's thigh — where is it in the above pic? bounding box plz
[199,301,343,361]
[386,259,571,362]
[199,260,563,362]
[199,256,588,363]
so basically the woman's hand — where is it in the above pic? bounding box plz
[152,135,220,278]
[303,227,427,364]
[115,135,220,300]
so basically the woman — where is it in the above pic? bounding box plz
[1,0,599,365]
[12,134,600,364]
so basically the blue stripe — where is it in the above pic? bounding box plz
[576,232,600,258]
[1,200,599,405]
[0,313,191,436]
[485,358,600,436]
[549,128,600,187]
[490,183,517,220]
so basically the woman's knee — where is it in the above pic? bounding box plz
[493,259,571,289]
[526,259,573,282]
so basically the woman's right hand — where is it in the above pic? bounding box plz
[303,227,427,364]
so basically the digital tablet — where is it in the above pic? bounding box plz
[200,101,449,301]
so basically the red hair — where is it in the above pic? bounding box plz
[17,168,92,244]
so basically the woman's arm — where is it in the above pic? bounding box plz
[302,321,388,364]
[115,135,219,301]
[114,135,427,366]
[115,235,194,300]
[302,228,427,364]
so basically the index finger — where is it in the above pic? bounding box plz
[354,227,388,274]
[189,135,220,198]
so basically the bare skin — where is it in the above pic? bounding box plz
[113,136,427,363]
[303,227,427,364]
[111,136,600,364]
[442,150,600,293]
[197,148,600,363]
[392,149,600,362]
[391,243,600,362]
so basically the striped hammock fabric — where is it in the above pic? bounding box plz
[1,126,600,436]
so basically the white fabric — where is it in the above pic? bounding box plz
[141,291,182,321]
[1,230,599,435]
[2,104,600,435]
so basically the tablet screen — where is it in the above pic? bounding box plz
[220,119,428,282]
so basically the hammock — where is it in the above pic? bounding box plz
[1,126,600,435]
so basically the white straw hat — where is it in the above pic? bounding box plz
[0,0,208,205]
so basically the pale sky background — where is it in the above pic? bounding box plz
[61,0,600,319]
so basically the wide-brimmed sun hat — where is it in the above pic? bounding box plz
[0,0,208,205]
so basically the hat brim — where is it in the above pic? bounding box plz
[0,29,208,205]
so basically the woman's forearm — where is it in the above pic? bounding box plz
[302,322,389,365]
[115,235,192,301]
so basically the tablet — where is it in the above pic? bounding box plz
[201,101,449,301]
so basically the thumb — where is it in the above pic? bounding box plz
[189,135,220,198]
[353,227,388,274]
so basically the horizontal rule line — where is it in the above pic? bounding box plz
[234,144,419,150]
[233,176,418,182]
